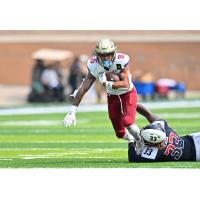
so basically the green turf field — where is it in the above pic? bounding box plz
[0,106,200,168]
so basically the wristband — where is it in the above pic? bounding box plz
[69,105,78,113]
[105,81,113,90]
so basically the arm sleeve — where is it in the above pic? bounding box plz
[128,142,137,162]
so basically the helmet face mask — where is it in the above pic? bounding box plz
[97,52,115,70]
[94,39,117,70]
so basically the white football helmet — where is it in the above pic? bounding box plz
[94,38,117,70]
[140,124,166,146]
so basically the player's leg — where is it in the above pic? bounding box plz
[110,117,135,142]
[120,89,144,154]
[120,89,140,139]
[107,95,135,142]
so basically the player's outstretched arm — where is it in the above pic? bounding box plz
[63,72,96,128]
[136,103,159,123]
[72,72,96,106]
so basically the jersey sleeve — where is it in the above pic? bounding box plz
[151,119,168,132]
[123,54,130,68]
[115,53,130,71]
[128,142,137,162]
[87,57,99,78]
[160,119,170,132]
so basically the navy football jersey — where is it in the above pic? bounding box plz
[128,120,196,162]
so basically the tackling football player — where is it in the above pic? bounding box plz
[63,38,143,152]
[128,103,200,162]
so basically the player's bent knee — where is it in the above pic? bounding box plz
[115,131,125,138]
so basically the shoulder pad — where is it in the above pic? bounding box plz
[115,53,129,67]
[87,56,98,66]
[87,56,103,78]
[151,120,166,131]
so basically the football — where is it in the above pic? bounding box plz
[105,72,120,82]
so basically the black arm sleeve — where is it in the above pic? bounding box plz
[128,142,137,162]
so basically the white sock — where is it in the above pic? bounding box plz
[122,131,135,143]
[126,124,141,141]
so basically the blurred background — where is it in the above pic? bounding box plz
[0,30,200,106]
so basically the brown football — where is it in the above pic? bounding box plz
[105,72,120,82]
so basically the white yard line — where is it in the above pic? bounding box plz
[0,148,127,151]
[149,113,200,119]
[0,158,13,161]
[0,119,90,126]
[21,156,124,160]
[0,141,118,143]
[1,100,200,116]
[0,112,200,126]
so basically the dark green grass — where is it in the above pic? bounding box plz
[0,107,200,168]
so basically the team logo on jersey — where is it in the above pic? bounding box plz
[116,64,122,70]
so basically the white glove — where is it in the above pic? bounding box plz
[63,106,77,127]
[70,89,78,98]
[98,72,107,84]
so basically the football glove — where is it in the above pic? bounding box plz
[63,106,77,127]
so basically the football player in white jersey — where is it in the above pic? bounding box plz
[64,39,143,153]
